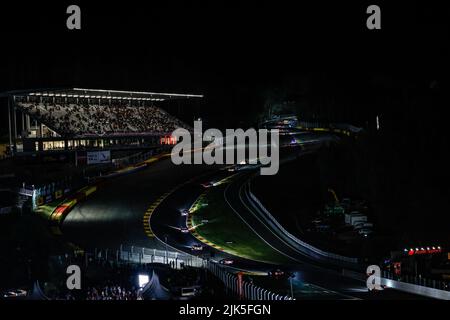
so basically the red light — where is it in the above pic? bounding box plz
[406,247,442,256]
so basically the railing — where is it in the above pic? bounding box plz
[92,245,204,269]
[297,121,363,134]
[0,206,13,215]
[246,181,358,264]
[342,268,450,300]
[382,269,450,292]
[206,262,294,300]
[112,148,166,168]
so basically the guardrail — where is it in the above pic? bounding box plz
[296,121,363,136]
[382,270,450,293]
[206,262,294,300]
[380,276,450,300]
[92,245,204,269]
[0,206,13,215]
[112,148,166,168]
[246,181,358,264]
[342,269,450,300]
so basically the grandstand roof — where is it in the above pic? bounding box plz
[1,88,203,101]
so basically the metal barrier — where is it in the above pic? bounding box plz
[246,182,358,264]
[92,245,204,269]
[112,149,164,168]
[206,262,294,301]
[382,270,450,292]
[297,121,363,135]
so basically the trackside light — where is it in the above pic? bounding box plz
[138,274,149,288]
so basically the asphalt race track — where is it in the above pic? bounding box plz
[61,133,428,299]
[62,158,219,249]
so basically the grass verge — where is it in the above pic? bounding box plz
[191,183,291,265]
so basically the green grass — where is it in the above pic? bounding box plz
[191,184,291,265]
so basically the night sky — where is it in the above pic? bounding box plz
[1,1,448,130]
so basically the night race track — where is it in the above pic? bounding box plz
[61,133,427,299]
[62,158,220,249]
[222,171,427,299]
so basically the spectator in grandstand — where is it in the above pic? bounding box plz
[86,284,137,300]
[17,101,191,136]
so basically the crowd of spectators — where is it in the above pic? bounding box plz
[49,284,138,300]
[86,284,138,300]
[17,102,191,136]
[45,256,143,300]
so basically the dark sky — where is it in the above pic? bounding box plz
[0,1,449,130]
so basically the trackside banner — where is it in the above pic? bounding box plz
[87,151,111,165]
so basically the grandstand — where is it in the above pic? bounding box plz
[1,88,203,154]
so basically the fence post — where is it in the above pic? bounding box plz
[230,275,234,295]
[245,282,250,300]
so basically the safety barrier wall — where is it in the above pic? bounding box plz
[296,121,363,136]
[342,269,450,300]
[0,206,13,215]
[380,276,450,300]
[246,182,358,264]
[92,245,204,269]
[112,148,168,168]
[206,262,294,300]
[381,270,450,293]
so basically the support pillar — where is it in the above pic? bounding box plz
[12,104,17,152]
[21,111,25,136]
[26,114,31,133]
[7,97,12,148]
